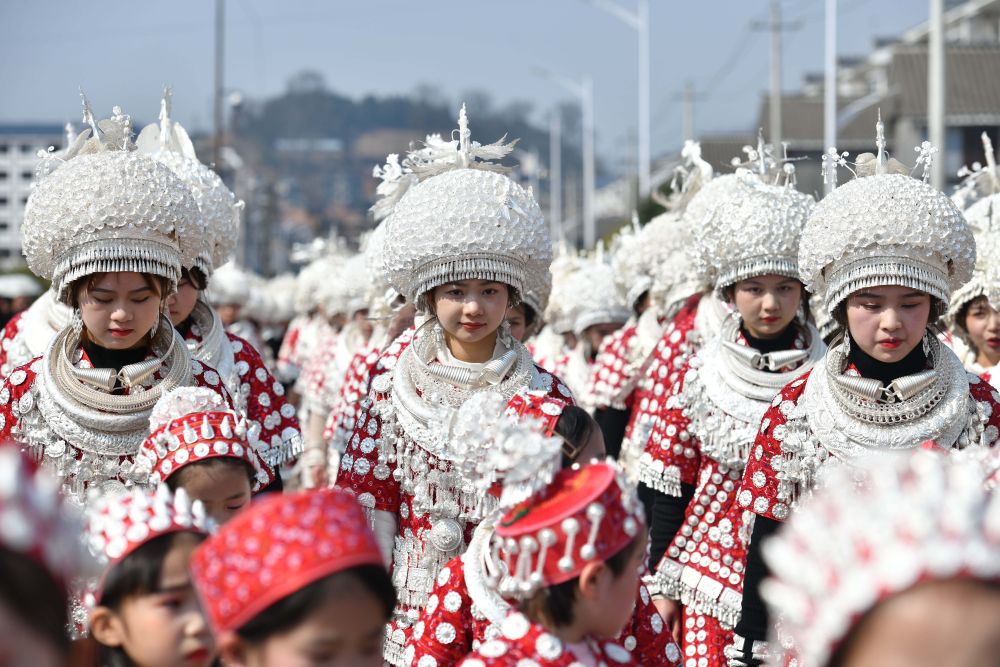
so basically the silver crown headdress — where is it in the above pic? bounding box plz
[206,261,251,307]
[640,142,718,314]
[948,134,1000,323]
[136,88,243,278]
[542,242,583,335]
[696,135,815,296]
[801,115,975,315]
[610,213,651,311]
[23,94,201,304]
[572,245,631,335]
[383,105,552,308]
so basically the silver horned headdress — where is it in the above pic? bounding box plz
[383,105,551,308]
[948,133,1000,324]
[136,87,242,278]
[800,115,975,315]
[23,94,201,304]
[696,135,815,296]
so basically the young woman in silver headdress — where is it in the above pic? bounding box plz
[335,106,572,665]
[945,141,1000,387]
[617,172,746,485]
[0,103,231,503]
[640,166,824,667]
[137,90,302,476]
[729,127,1000,666]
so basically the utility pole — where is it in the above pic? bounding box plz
[549,111,563,242]
[581,75,596,249]
[638,0,650,199]
[753,1,800,148]
[586,0,650,199]
[534,67,595,249]
[824,0,838,195]
[929,0,946,189]
[213,0,225,171]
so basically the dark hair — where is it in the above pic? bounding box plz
[0,547,70,655]
[631,289,650,316]
[166,457,255,493]
[517,302,538,329]
[518,534,642,628]
[69,272,170,309]
[180,267,208,292]
[554,405,599,467]
[236,565,396,643]
[92,532,206,667]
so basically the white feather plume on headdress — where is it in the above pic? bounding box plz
[404,104,517,181]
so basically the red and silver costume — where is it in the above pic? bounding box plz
[335,107,571,664]
[5,102,232,504]
[136,91,302,468]
[409,521,681,667]
[0,289,71,378]
[622,172,746,480]
[456,462,646,667]
[641,161,822,667]
[731,127,1000,665]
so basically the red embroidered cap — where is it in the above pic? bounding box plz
[496,461,644,597]
[189,487,385,635]
[86,485,212,602]
[504,390,568,435]
[136,409,274,492]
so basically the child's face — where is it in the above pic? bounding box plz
[582,533,647,639]
[91,532,214,667]
[228,577,385,667]
[174,461,253,525]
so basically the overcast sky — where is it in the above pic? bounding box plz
[1,0,924,172]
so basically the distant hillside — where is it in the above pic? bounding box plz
[228,70,585,242]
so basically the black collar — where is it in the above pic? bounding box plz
[847,334,928,385]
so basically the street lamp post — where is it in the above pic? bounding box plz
[586,0,650,200]
[535,68,596,249]
[549,111,563,242]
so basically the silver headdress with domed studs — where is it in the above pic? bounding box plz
[800,113,975,316]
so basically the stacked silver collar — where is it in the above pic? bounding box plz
[680,315,824,469]
[28,317,194,499]
[826,335,947,425]
[802,334,974,457]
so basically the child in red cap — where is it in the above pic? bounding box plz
[190,487,394,666]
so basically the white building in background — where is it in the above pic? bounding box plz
[0,125,64,268]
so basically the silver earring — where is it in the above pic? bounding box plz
[432,317,446,350]
[922,331,932,356]
[70,308,84,339]
[842,333,851,356]
[499,319,514,348]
